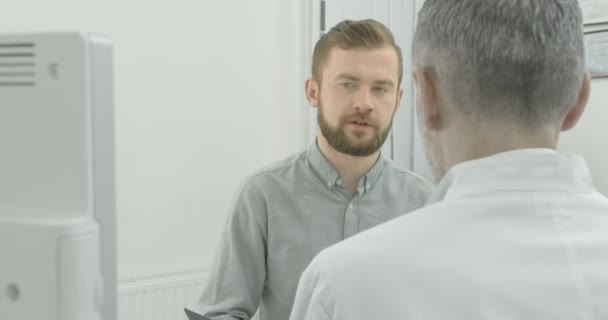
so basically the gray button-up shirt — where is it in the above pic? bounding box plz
[197,143,434,320]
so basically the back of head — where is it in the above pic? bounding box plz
[312,19,403,85]
[413,0,585,126]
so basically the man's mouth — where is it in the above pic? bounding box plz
[349,120,369,126]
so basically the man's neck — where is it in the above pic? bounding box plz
[440,121,560,174]
[317,134,380,195]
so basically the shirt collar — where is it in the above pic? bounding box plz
[306,141,386,193]
[426,148,596,206]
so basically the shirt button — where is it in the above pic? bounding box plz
[348,203,354,209]
[327,182,333,188]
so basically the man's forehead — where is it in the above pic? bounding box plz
[323,46,400,81]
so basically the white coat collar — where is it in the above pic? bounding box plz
[426,148,596,205]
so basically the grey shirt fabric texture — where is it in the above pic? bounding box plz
[197,142,434,320]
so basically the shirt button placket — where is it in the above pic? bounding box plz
[344,202,358,239]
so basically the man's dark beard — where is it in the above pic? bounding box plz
[317,102,392,156]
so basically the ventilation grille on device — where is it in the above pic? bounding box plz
[0,42,36,87]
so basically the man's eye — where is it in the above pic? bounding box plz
[340,82,356,88]
[374,87,388,93]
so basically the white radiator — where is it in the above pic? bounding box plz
[118,270,207,320]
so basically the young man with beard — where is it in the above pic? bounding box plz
[289,1,608,319]
[194,19,434,320]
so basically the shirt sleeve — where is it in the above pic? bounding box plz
[197,177,269,320]
[289,259,332,320]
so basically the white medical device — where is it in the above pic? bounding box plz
[0,32,116,320]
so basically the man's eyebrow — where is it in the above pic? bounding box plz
[334,73,396,87]
[335,73,361,81]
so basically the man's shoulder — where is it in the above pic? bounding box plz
[382,157,430,182]
[381,158,435,191]
[238,150,308,190]
[227,150,309,219]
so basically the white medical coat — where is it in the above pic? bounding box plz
[290,149,608,320]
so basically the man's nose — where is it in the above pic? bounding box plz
[352,88,374,113]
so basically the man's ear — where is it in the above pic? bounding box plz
[305,78,320,108]
[562,72,590,132]
[395,87,404,113]
[413,67,441,130]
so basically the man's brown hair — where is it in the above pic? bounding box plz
[312,19,403,85]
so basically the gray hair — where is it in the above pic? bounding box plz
[413,0,585,126]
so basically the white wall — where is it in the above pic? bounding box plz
[0,0,309,280]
